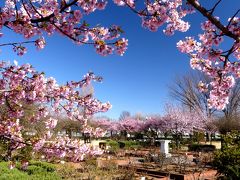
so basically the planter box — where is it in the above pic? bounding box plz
[183,170,217,180]
[97,159,130,168]
[136,167,217,180]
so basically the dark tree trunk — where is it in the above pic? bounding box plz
[206,132,210,142]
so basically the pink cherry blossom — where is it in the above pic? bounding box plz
[0,0,128,56]
[0,61,111,162]
[35,37,46,50]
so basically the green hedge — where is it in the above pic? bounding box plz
[188,144,216,152]
[122,140,140,149]
[106,140,141,150]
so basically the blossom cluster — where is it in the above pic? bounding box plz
[113,0,194,34]
[83,126,106,138]
[0,0,127,56]
[34,137,103,162]
[118,118,144,132]
[177,18,239,110]
[163,104,214,134]
[0,60,110,161]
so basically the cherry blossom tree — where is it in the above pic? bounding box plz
[141,116,165,139]
[0,61,110,161]
[118,117,143,139]
[140,116,166,145]
[119,118,143,132]
[163,103,209,147]
[92,118,112,130]
[92,118,120,137]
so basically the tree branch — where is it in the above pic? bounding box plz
[0,40,36,47]
[187,0,239,41]
[208,0,222,15]
[227,9,240,28]
[30,0,78,23]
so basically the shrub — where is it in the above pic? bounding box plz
[188,144,216,152]
[29,161,56,172]
[139,140,151,148]
[213,131,240,179]
[118,141,125,149]
[106,140,141,152]
[121,140,141,149]
[192,132,205,143]
[106,140,119,153]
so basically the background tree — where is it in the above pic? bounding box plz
[163,103,207,148]
[215,116,240,135]
[170,72,240,135]
[169,72,214,118]
[142,116,165,145]
[118,118,143,139]
[119,111,131,121]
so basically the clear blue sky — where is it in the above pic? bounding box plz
[1,1,239,119]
